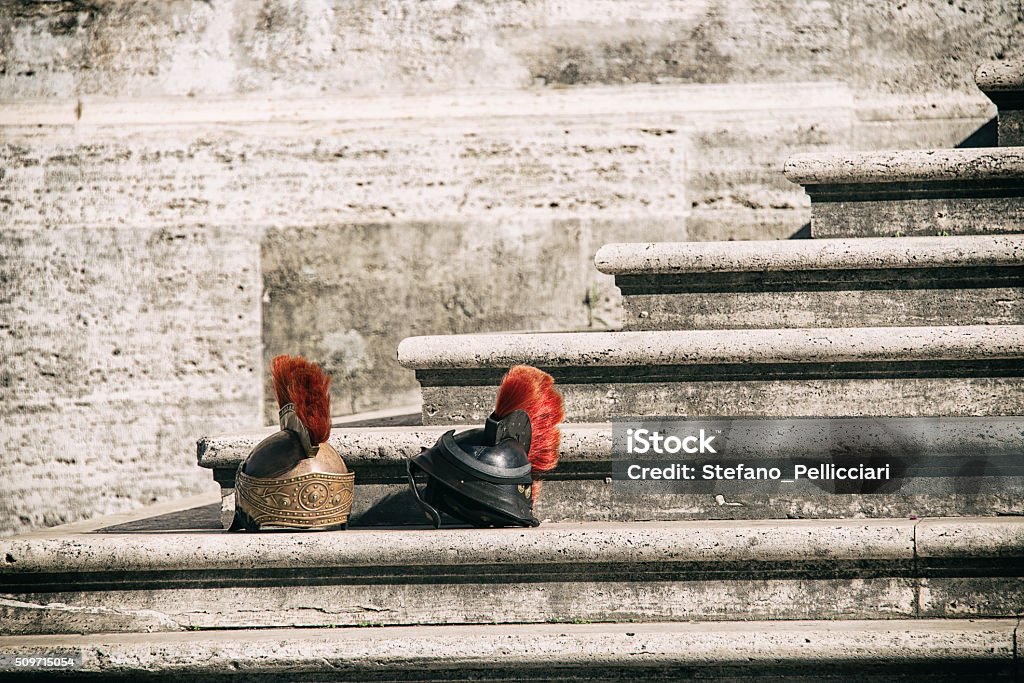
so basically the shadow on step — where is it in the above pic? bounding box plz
[94,491,467,533]
[956,117,998,148]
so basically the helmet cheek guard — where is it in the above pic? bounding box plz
[407,409,540,528]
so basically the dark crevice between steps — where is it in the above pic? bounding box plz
[805,179,1024,202]
[417,359,1024,387]
[5,557,1023,593]
[4,657,1019,682]
[615,266,1023,295]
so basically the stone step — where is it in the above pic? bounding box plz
[0,619,1018,681]
[975,60,1024,146]
[397,325,1024,424]
[198,417,1024,525]
[2,510,1021,635]
[783,147,1024,238]
[594,235,1024,331]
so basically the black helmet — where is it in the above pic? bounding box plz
[407,409,538,528]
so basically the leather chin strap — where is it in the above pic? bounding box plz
[406,458,442,528]
[278,403,319,457]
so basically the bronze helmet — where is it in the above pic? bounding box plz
[232,356,354,531]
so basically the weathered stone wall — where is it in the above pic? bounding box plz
[1,0,1021,535]
[2,0,1020,99]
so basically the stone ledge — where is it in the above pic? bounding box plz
[6,517,1022,574]
[397,325,1024,370]
[0,82,852,129]
[917,517,1024,558]
[198,418,1022,473]
[404,326,1024,422]
[0,620,1017,678]
[595,235,1024,275]
[196,417,1024,524]
[777,148,1022,238]
[975,60,1024,147]
[0,518,925,574]
[975,61,1024,94]
[784,147,1024,186]
[197,423,610,471]
[595,236,1024,331]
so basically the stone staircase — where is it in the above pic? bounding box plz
[4,0,1014,539]
[1,500,1022,678]
[784,147,1024,238]
[3,61,1024,679]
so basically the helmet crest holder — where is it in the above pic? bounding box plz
[278,402,319,457]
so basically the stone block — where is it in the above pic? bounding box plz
[843,0,1024,94]
[399,326,1024,423]
[3,0,1021,102]
[0,225,261,537]
[975,60,1024,146]
[784,148,1024,237]
[853,93,994,151]
[595,235,1024,330]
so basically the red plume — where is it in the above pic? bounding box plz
[270,354,332,444]
[271,355,298,408]
[493,365,564,499]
